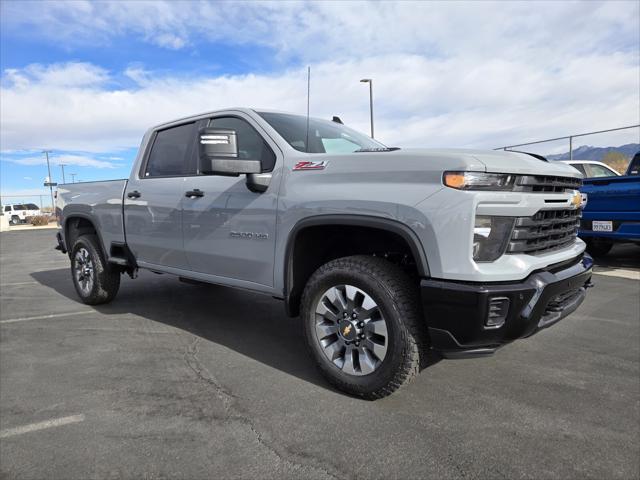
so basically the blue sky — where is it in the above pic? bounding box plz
[1,0,639,207]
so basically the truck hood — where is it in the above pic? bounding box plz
[314,148,582,179]
[399,148,582,178]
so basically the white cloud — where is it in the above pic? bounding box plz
[8,154,117,169]
[23,176,32,180]
[3,62,109,88]
[0,2,638,154]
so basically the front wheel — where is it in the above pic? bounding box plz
[301,255,427,400]
[70,234,120,305]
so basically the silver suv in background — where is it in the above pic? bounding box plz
[55,108,593,399]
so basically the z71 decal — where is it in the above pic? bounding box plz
[293,161,328,171]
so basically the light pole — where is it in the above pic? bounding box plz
[59,164,67,184]
[360,78,374,138]
[70,173,77,183]
[43,150,55,212]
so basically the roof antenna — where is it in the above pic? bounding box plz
[305,66,310,153]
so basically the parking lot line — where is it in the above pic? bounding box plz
[0,311,93,324]
[593,269,640,281]
[0,414,85,439]
[0,281,40,287]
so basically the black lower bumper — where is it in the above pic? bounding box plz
[421,254,593,358]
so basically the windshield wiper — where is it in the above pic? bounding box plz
[354,147,401,152]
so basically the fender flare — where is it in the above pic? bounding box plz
[283,214,430,315]
[62,213,108,258]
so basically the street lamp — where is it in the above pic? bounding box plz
[360,78,374,138]
[70,173,77,183]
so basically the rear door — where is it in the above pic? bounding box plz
[182,114,280,288]
[124,121,199,269]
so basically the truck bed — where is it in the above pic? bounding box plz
[57,179,128,251]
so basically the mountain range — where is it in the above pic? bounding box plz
[547,143,639,161]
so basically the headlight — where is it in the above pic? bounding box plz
[473,215,515,262]
[443,171,515,191]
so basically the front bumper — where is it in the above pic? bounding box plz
[421,254,593,358]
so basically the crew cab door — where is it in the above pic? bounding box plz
[124,121,200,270]
[182,114,280,288]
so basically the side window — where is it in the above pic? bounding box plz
[144,122,196,177]
[586,164,615,178]
[4,206,10,212]
[209,117,276,172]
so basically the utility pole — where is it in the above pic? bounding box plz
[70,173,77,183]
[59,164,67,184]
[43,150,55,212]
[360,78,374,138]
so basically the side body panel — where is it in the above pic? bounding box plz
[57,179,128,254]
[124,176,189,269]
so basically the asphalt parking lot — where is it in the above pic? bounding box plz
[1,229,639,479]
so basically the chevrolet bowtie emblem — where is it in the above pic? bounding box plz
[571,192,582,208]
[343,324,352,336]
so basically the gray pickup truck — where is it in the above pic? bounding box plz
[56,108,593,399]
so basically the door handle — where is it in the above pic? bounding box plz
[127,190,141,199]
[185,189,204,198]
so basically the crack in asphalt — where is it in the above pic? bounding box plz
[183,337,348,480]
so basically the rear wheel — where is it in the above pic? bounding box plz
[70,234,120,305]
[301,255,427,399]
[10,216,19,225]
[585,238,613,257]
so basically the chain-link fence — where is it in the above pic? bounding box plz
[495,124,640,174]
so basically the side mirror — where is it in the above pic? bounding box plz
[198,127,261,176]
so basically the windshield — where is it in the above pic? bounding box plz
[257,111,387,154]
[25,203,39,210]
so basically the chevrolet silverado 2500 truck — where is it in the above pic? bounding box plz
[56,109,593,399]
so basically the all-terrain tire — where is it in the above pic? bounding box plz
[585,238,613,257]
[301,255,428,400]
[70,234,120,305]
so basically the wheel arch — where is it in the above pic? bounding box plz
[63,214,107,258]
[283,214,430,317]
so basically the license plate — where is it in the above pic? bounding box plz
[592,220,613,232]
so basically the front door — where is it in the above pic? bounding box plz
[182,115,280,288]
[124,121,198,270]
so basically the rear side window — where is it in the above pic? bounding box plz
[144,122,196,177]
[4,206,10,212]
[209,117,276,172]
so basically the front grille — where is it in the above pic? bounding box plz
[514,175,581,193]
[507,208,581,255]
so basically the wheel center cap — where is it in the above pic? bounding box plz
[338,320,357,341]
